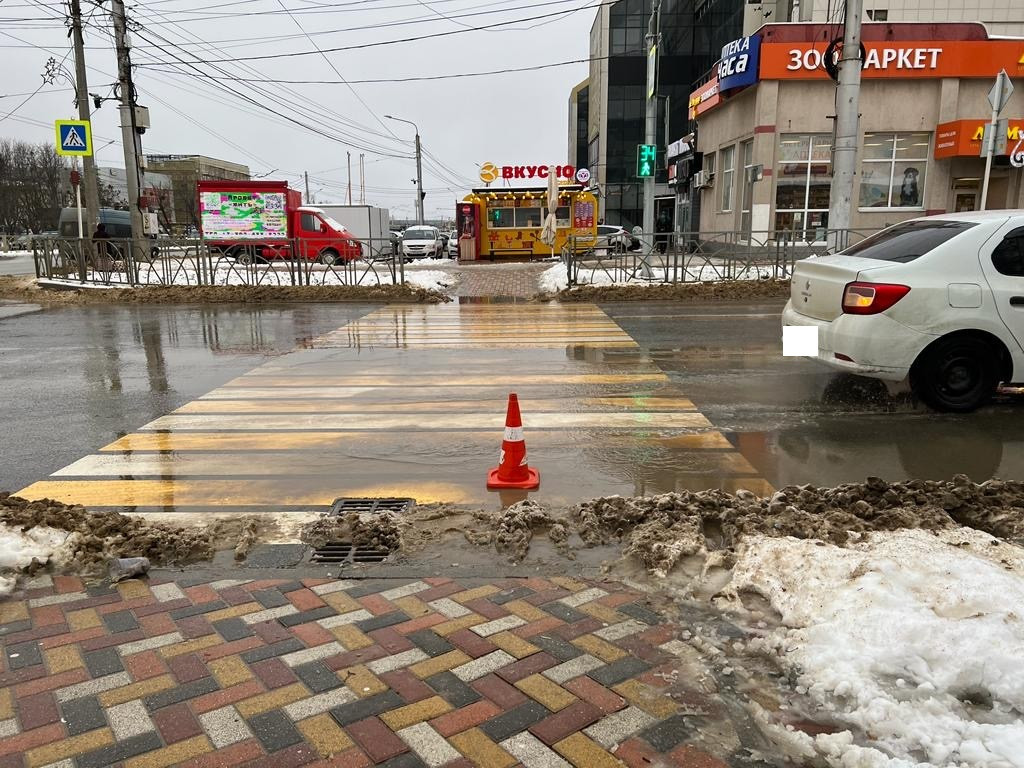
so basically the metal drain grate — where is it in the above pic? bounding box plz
[310,541,391,564]
[328,497,415,516]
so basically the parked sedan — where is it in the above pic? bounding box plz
[782,211,1024,412]
[596,224,641,253]
[448,231,460,258]
[401,226,444,261]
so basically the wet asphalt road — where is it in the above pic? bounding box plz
[3,299,1024,499]
[0,252,33,276]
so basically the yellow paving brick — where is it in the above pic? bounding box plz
[578,602,626,625]
[490,631,541,659]
[0,687,12,720]
[0,601,28,623]
[392,595,431,618]
[330,623,374,650]
[409,650,471,679]
[550,577,587,592]
[503,600,548,623]
[123,735,213,768]
[450,727,516,768]
[451,585,501,604]
[44,645,84,674]
[432,614,485,637]
[26,727,115,767]
[67,608,102,631]
[116,580,152,600]
[553,732,625,768]
[204,602,262,622]
[236,682,310,718]
[515,674,577,712]
[297,712,354,757]
[98,674,176,707]
[379,695,452,730]
[159,634,222,658]
[572,634,628,663]
[613,680,680,718]
[340,665,388,698]
[209,656,253,688]
[321,590,362,614]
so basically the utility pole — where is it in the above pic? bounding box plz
[69,0,99,232]
[641,0,661,273]
[111,0,146,261]
[304,171,310,204]
[359,154,365,205]
[347,151,352,205]
[827,0,863,249]
[414,133,424,224]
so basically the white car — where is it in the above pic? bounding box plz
[401,226,444,261]
[782,211,1024,412]
[448,231,459,258]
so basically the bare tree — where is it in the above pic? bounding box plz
[0,140,70,233]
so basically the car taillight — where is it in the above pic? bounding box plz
[842,282,911,315]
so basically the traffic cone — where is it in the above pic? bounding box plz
[487,393,540,490]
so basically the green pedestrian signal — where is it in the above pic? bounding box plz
[636,144,657,178]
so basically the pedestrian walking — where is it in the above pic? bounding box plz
[655,211,671,255]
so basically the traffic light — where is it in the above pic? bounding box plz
[636,144,657,178]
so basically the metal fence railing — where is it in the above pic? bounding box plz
[560,228,876,287]
[32,236,407,288]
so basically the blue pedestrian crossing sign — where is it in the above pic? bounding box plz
[55,120,93,157]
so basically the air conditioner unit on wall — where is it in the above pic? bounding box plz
[693,170,713,189]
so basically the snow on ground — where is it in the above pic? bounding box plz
[404,270,455,292]
[0,523,77,596]
[724,528,1024,767]
[0,249,32,257]
[538,261,785,292]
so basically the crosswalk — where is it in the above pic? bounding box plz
[17,303,773,511]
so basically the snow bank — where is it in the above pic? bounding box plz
[405,270,455,292]
[0,522,76,595]
[538,261,786,293]
[726,529,1024,767]
[539,263,568,293]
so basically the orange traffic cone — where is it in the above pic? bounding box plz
[487,393,540,490]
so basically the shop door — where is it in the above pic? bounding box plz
[954,192,977,213]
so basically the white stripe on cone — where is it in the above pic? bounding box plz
[504,426,524,442]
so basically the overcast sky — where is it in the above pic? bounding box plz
[0,0,594,218]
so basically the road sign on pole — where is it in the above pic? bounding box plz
[981,70,1012,211]
[988,69,1014,114]
[55,120,93,157]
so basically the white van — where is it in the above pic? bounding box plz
[401,226,443,261]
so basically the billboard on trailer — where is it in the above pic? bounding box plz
[200,190,288,240]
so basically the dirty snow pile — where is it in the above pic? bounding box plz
[724,528,1024,767]
[539,262,569,292]
[404,269,455,292]
[0,522,77,595]
[538,260,784,293]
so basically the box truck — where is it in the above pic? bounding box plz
[197,181,361,265]
[317,205,390,257]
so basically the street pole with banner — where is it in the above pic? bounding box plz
[981,69,1014,211]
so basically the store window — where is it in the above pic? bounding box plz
[740,139,754,232]
[720,145,735,212]
[544,206,571,228]
[774,134,832,240]
[859,132,930,209]
[516,206,542,229]
[490,208,516,228]
[866,9,888,20]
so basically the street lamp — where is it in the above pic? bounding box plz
[385,115,424,225]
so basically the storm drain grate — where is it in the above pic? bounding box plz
[310,542,391,564]
[328,497,415,516]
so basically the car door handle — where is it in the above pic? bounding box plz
[1011,296,1024,307]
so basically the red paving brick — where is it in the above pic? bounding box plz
[667,745,730,767]
[367,627,414,654]
[471,674,529,709]
[250,658,298,689]
[380,668,434,703]
[123,649,168,681]
[287,589,327,612]
[563,676,627,714]
[614,737,663,768]
[191,679,265,715]
[346,717,408,763]
[167,652,211,684]
[447,629,496,659]
[530,701,604,745]
[430,700,502,737]
[177,739,266,768]
[291,622,336,649]
[152,701,204,743]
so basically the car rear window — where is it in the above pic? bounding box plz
[841,220,976,263]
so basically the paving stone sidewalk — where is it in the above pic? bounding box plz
[449,264,550,299]
[0,574,730,768]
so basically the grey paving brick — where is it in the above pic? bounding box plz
[240,638,305,664]
[83,647,124,678]
[144,676,219,712]
[618,603,664,626]
[540,602,587,624]
[406,630,454,658]
[61,695,107,736]
[329,690,404,727]
[344,581,396,598]
[489,586,536,605]
[0,620,32,636]
[589,657,651,687]
[293,660,343,693]
[101,610,140,634]
[356,611,411,633]
[424,671,481,708]
[278,606,338,628]
[639,714,691,752]
[248,709,304,753]
[531,634,583,662]
[252,589,291,609]
[169,601,228,620]
[75,731,164,768]
[379,753,428,768]
[479,700,550,742]
[273,581,305,595]
[6,641,42,669]
[213,617,254,642]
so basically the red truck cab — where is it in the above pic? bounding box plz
[197,181,361,264]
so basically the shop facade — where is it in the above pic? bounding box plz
[687,22,1024,240]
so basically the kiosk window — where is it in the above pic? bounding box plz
[544,206,571,227]
[515,209,541,228]
[490,208,515,228]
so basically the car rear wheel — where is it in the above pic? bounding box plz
[911,336,998,413]
[319,249,339,266]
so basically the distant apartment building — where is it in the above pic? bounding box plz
[92,167,175,228]
[145,155,250,232]
[568,79,590,174]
